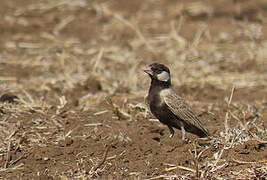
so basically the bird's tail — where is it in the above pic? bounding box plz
[198,128,210,138]
[185,124,210,138]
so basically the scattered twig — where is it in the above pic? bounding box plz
[18,42,41,49]
[93,110,109,116]
[106,155,117,161]
[224,86,235,140]
[92,48,104,73]
[191,24,208,47]
[7,129,19,140]
[90,144,111,175]
[193,142,200,178]
[84,123,103,127]
[4,142,12,168]
[228,86,235,107]
[231,111,266,144]
[232,159,267,164]
[212,86,235,171]
[56,96,67,115]
[248,131,267,144]
[64,126,79,138]
[0,77,17,81]
[9,154,26,167]
[165,165,196,173]
[53,15,75,35]
[0,163,24,172]
[144,175,170,180]
[106,98,131,120]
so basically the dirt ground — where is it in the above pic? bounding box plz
[0,0,266,179]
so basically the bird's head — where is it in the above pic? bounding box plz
[144,63,171,84]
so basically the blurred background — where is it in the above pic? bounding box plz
[1,0,266,98]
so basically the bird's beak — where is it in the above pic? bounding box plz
[144,66,153,75]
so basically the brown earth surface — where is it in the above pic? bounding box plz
[0,0,266,179]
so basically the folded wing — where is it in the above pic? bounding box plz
[162,89,210,137]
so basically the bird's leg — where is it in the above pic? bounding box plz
[181,125,186,141]
[168,126,174,138]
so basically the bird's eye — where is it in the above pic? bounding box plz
[155,69,162,74]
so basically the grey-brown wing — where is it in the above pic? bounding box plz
[162,89,209,135]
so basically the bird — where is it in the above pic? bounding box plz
[144,63,209,141]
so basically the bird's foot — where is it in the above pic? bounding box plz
[181,127,190,143]
[182,137,191,144]
[168,126,175,138]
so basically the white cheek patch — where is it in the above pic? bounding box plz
[157,71,170,82]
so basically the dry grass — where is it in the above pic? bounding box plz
[0,0,266,179]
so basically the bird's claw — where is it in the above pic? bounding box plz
[168,126,175,138]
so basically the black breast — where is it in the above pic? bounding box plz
[148,91,182,130]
